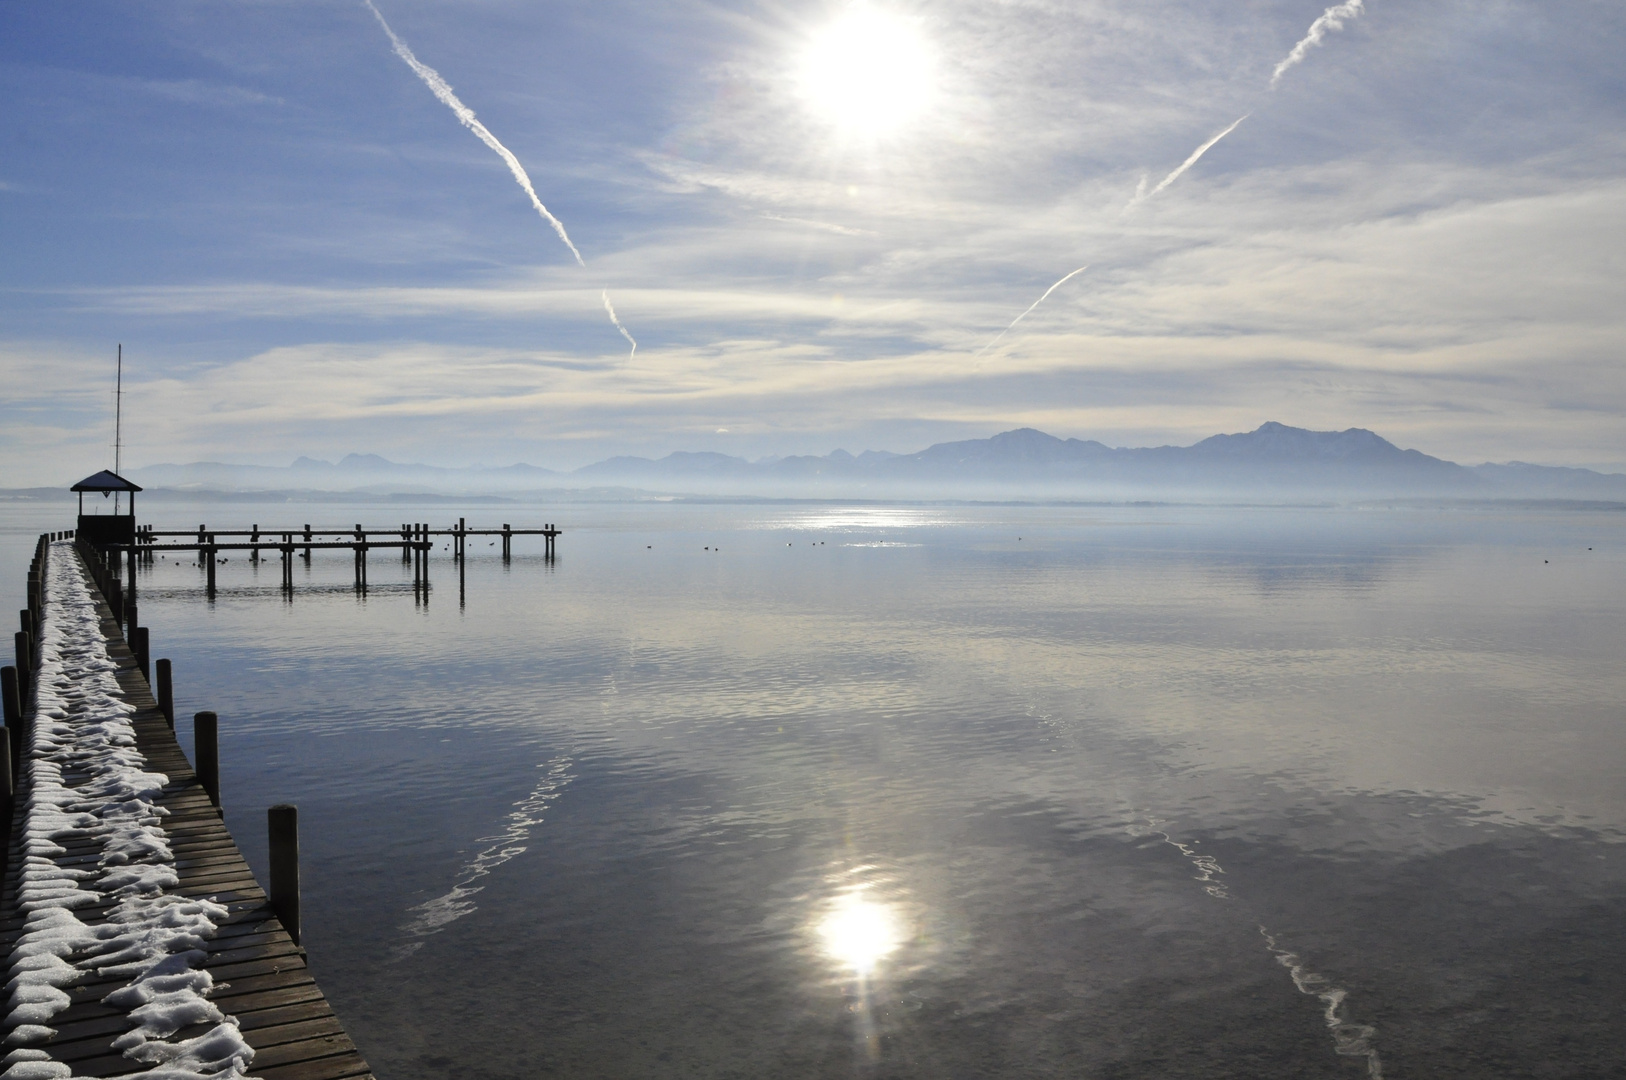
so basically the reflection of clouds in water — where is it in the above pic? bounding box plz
[1260,927,1384,1079]
[394,756,573,959]
[1143,818,1382,1077]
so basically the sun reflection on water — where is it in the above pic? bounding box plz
[816,888,904,975]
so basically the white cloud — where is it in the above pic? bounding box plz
[2,0,1624,476]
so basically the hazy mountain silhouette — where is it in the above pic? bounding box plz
[125,422,1626,500]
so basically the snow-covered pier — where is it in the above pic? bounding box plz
[0,537,374,1080]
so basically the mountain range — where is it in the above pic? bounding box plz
[119,422,1626,501]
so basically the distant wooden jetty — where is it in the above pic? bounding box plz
[133,517,560,599]
[1,532,377,1079]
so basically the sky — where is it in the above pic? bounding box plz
[2,0,1624,483]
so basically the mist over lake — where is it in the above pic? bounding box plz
[7,498,1620,1078]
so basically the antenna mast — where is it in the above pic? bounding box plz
[114,344,123,514]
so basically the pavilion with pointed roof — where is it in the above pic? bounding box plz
[71,469,141,546]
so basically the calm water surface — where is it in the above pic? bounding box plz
[4,500,1624,1078]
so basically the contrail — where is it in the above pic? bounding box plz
[602,290,637,357]
[364,0,584,266]
[1125,114,1248,211]
[1271,0,1365,89]
[974,265,1088,358]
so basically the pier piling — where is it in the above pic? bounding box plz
[132,625,149,683]
[195,710,220,810]
[1,666,20,769]
[0,737,12,876]
[156,657,174,727]
[268,804,301,947]
[12,631,30,708]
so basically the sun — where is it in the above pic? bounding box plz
[797,5,937,138]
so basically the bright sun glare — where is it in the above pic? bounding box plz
[816,892,903,974]
[797,5,936,138]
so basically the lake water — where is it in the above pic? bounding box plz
[4,499,1624,1078]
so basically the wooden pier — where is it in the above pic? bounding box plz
[1,534,376,1079]
[126,518,561,600]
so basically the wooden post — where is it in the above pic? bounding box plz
[109,578,124,624]
[198,525,207,567]
[13,632,30,709]
[156,658,174,727]
[0,737,13,874]
[131,626,149,683]
[1,666,18,726]
[268,804,301,946]
[2,666,21,772]
[194,710,220,810]
[401,524,411,564]
[127,545,137,601]
[251,524,260,564]
[458,517,466,563]
[205,546,217,600]
[354,525,367,592]
[502,524,511,562]
[416,524,429,597]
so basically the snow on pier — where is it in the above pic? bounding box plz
[1,540,373,1079]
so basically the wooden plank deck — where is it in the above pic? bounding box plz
[0,548,376,1079]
